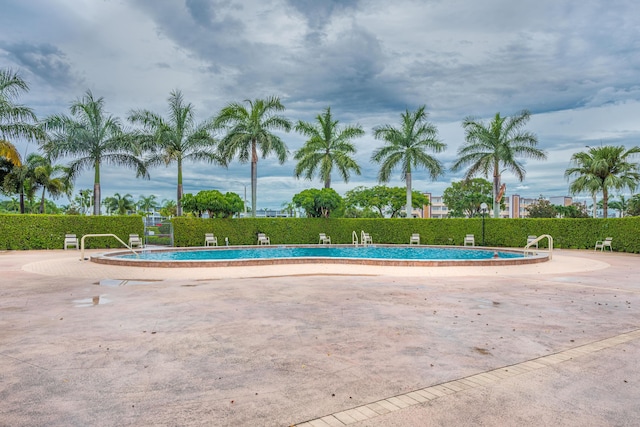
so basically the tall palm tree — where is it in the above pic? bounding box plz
[371,106,446,218]
[566,145,640,218]
[129,90,222,216]
[43,90,148,215]
[452,110,546,218]
[27,152,72,213]
[294,107,364,188]
[215,96,292,217]
[1,68,46,166]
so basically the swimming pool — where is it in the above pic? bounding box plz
[92,245,547,268]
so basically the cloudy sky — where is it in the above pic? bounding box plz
[2,0,640,210]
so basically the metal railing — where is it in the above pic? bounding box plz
[523,234,554,259]
[80,234,139,261]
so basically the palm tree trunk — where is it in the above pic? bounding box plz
[405,171,412,218]
[492,171,500,219]
[40,187,46,214]
[93,161,101,215]
[19,191,25,214]
[602,188,609,218]
[324,176,331,189]
[177,158,183,217]
[251,140,258,217]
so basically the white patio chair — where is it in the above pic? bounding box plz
[594,237,613,251]
[64,234,79,250]
[527,235,538,248]
[409,233,420,245]
[129,233,143,249]
[319,233,331,244]
[257,233,270,245]
[464,234,475,246]
[205,233,218,246]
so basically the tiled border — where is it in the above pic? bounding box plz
[294,329,640,426]
[91,245,549,268]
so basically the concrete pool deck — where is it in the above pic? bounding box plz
[1,248,639,426]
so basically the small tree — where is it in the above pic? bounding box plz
[292,188,342,218]
[344,185,427,218]
[442,178,494,218]
[181,190,244,218]
[526,197,557,218]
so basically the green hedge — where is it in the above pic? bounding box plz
[172,217,640,253]
[0,214,144,250]
[3,214,639,253]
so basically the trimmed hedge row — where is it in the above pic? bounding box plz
[2,214,639,253]
[172,217,640,253]
[0,214,144,250]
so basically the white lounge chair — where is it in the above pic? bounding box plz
[257,233,270,245]
[361,231,372,245]
[64,234,79,250]
[205,233,218,246]
[129,234,143,248]
[464,234,475,246]
[595,237,613,251]
[527,235,538,248]
[319,233,331,244]
[409,233,420,245]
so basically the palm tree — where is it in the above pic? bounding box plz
[1,160,36,213]
[103,192,136,215]
[294,107,364,188]
[137,194,159,215]
[0,140,22,165]
[564,150,601,218]
[608,195,629,218]
[43,90,148,215]
[452,110,546,218]
[1,68,46,166]
[371,106,446,218]
[215,96,292,217]
[565,145,640,218]
[27,153,72,213]
[129,90,222,216]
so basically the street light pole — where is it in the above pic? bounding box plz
[480,202,488,246]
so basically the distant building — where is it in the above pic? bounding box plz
[419,193,577,219]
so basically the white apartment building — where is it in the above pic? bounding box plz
[418,194,575,219]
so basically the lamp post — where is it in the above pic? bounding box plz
[480,202,488,246]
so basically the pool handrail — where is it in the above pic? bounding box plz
[80,233,139,261]
[352,230,358,246]
[524,234,553,260]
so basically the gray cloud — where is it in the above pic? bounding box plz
[0,41,79,88]
[2,0,640,209]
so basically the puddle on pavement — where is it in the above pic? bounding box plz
[74,295,111,307]
[94,279,160,287]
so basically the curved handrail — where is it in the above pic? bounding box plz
[352,230,358,246]
[80,233,139,261]
[523,234,553,260]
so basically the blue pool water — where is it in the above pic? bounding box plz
[118,246,523,261]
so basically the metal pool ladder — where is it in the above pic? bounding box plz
[524,234,553,260]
